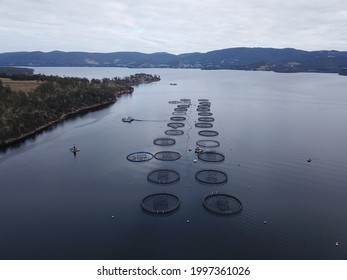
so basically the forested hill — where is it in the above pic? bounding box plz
[0,72,160,147]
[1,48,347,73]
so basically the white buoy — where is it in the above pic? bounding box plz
[187,219,190,223]
[193,159,197,163]
[111,216,114,219]
[264,220,267,224]
[336,241,339,246]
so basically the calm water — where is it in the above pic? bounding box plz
[1,68,347,260]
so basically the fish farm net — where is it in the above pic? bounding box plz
[174,107,187,112]
[203,193,242,215]
[196,140,220,148]
[198,99,209,102]
[197,105,210,109]
[198,152,225,162]
[154,151,181,161]
[180,98,191,102]
[195,169,228,184]
[172,112,186,115]
[126,152,154,162]
[147,169,180,184]
[177,104,190,108]
[141,193,180,214]
[199,102,211,106]
[197,108,210,112]
[153,138,176,146]
[165,129,184,136]
[198,112,213,116]
[170,116,186,121]
[198,117,214,122]
[167,122,185,129]
[195,122,213,128]
[198,130,219,137]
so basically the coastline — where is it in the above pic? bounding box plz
[0,88,133,149]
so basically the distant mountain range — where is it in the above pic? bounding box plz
[1,47,347,73]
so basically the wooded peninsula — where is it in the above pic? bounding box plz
[0,70,160,147]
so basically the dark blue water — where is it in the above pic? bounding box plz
[1,68,347,259]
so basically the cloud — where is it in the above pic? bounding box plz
[0,0,346,53]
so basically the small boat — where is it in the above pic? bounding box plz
[70,145,80,154]
[122,116,134,122]
[195,146,203,154]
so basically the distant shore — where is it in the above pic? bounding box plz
[2,48,347,74]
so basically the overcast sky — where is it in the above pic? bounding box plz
[1,0,347,54]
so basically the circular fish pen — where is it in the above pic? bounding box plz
[169,101,180,104]
[198,130,219,137]
[198,151,225,162]
[165,129,184,136]
[141,193,180,214]
[195,122,213,128]
[195,169,228,184]
[198,117,214,122]
[174,107,187,112]
[196,140,220,148]
[153,138,176,146]
[177,104,190,108]
[197,104,210,108]
[198,99,209,102]
[170,116,186,121]
[203,193,242,215]
[198,112,213,116]
[199,102,211,106]
[154,151,181,161]
[148,169,180,184]
[126,151,154,162]
[167,122,185,129]
[197,108,210,112]
[180,98,191,102]
[172,112,186,115]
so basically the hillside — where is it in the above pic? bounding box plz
[1,48,347,73]
[0,72,160,147]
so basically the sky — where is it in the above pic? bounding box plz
[1,0,347,54]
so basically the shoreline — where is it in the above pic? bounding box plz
[0,89,133,149]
